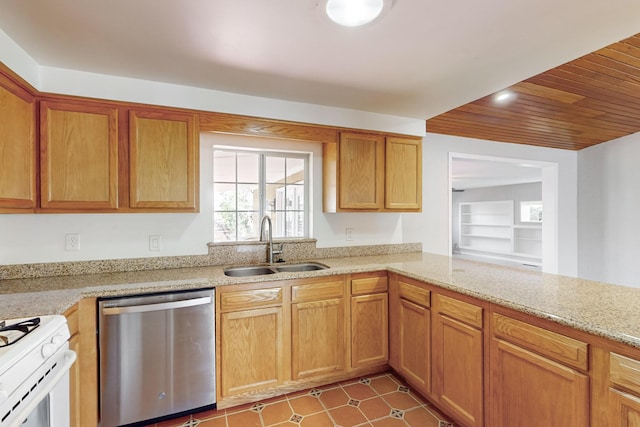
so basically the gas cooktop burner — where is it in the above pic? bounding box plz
[0,317,40,347]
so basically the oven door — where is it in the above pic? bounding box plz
[3,349,76,427]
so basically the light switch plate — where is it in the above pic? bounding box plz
[149,235,163,251]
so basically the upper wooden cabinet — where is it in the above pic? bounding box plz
[324,132,422,212]
[40,100,119,210]
[129,109,198,210]
[385,137,421,210]
[0,73,37,212]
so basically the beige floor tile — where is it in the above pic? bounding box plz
[358,396,392,420]
[319,387,351,409]
[329,405,368,426]
[382,391,422,410]
[226,409,262,427]
[369,376,400,395]
[261,401,294,426]
[288,394,324,416]
[343,383,377,400]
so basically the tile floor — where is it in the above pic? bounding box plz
[149,372,450,427]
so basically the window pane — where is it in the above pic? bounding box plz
[266,156,286,183]
[266,210,286,238]
[213,151,235,182]
[286,184,304,210]
[238,184,259,211]
[237,152,259,183]
[237,211,259,240]
[287,211,305,237]
[214,212,236,241]
[266,183,285,210]
[287,158,305,183]
[213,183,235,211]
[213,148,308,242]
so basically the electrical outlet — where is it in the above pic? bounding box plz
[149,235,163,251]
[346,228,354,241]
[65,234,80,251]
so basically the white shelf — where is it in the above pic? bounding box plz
[458,200,542,264]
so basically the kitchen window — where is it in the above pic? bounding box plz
[213,148,309,242]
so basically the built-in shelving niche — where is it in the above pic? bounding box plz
[458,200,541,266]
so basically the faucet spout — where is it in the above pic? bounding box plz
[259,215,282,263]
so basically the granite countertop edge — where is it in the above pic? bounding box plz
[2,252,639,349]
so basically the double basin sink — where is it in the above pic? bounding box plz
[223,262,328,277]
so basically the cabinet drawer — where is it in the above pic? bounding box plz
[64,304,79,336]
[398,281,430,308]
[351,275,388,295]
[220,288,282,311]
[434,294,482,328]
[492,313,588,371]
[292,280,345,303]
[611,352,640,395]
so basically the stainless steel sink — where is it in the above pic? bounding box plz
[223,266,277,277]
[223,262,329,277]
[275,262,329,273]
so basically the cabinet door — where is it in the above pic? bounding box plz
[0,75,36,211]
[610,389,640,427]
[220,307,284,397]
[490,339,589,427]
[292,298,346,380]
[129,109,198,210]
[432,313,483,427]
[397,298,431,395]
[351,293,388,369]
[337,132,384,210]
[40,100,119,209]
[385,137,421,210]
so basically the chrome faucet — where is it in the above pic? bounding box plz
[259,215,283,263]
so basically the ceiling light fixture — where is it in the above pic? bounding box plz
[494,90,514,103]
[325,0,388,27]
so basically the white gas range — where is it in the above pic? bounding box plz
[0,315,76,427]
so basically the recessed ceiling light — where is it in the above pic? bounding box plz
[325,0,388,27]
[494,91,514,103]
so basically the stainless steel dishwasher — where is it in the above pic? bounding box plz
[98,288,216,427]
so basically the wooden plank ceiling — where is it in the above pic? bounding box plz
[426,33,640,151]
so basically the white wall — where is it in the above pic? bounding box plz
[404,133,579,277]
[578,132,640,288]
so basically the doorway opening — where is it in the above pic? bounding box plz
[449,153,558,274]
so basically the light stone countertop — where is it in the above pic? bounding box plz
[1,252,639,349]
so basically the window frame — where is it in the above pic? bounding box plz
[213,146,310,242]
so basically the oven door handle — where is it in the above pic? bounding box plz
[12,349,77,427]
[102,296,212,315]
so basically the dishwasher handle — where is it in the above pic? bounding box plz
[102,296,212,315]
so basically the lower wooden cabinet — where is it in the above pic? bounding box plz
[217,285,285,400]
[350,272,389,370]
[490,339,589,426]
[389,275,431,396]
[609,352,640,426]
[490,313,589,427]
[610,389,640,427]
[432,294,484,427]
[291,279,347,380]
